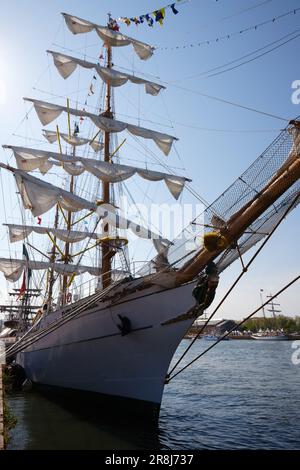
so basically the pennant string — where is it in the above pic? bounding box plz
[117,0,193,27]
[157,6,300,51]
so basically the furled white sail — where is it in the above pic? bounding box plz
[62,13,154,61]
[4,145,190,199]
[24,98,178,155]
[4,224,100,244]
[25,98,83,126]
[14,171,94,216]
[43,129,104,152]
[0,257,101,282]
[0,163,169,245]
[60,162,86,176]
[47,51,165,96]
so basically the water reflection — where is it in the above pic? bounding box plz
[7,340,300,450]
[7,390,162,450]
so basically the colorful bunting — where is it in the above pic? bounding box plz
[154,8,166,26]
[118,1,183,28]
[107,14,120,32]
[171,4,179,15]
[145,15,154,27]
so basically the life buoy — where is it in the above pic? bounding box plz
[66,292,72,303]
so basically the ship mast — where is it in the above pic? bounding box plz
[47,204,59,306]
[102,26,113,289]
[1,11,300,304]
[0,12,187,304]
[62,162,75,297]
[266,295,281,319]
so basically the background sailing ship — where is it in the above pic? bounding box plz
[0,10,299,417]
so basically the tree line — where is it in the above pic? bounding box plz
[240,315,300,333]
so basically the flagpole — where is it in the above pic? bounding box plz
[260,289,266,318]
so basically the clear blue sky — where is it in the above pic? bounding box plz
[0,0,299,319]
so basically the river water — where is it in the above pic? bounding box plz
[6,339,300,450]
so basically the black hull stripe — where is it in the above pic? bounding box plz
[13,282,194,355]
[18,325,153,354]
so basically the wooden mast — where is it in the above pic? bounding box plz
[61,100,75,302]
[62,172,74,299]
[102,41,113,289]
[47,204,59,307]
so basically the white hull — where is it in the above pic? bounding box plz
[16,281,197,409]
[251,334,288,341]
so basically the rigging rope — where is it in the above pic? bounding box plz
[166,274,300,382]
[47,43,288,122]
[167,189,300,379]
[205,30,300,79]
[186,27,300,79]
[218,0,273,22]
[158,7,300,51]
[163,81,289,122]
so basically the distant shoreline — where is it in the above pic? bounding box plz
[185,315,300,340]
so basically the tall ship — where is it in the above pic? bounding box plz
[0,11,300,417]
[252,293,288,340]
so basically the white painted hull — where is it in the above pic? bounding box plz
[17,281,196,408]
[251,335,288,341]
